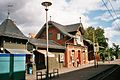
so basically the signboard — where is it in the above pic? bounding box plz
[59,53,64,63]
[94,43,99,53]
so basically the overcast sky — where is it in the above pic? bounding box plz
[0,0,120,47]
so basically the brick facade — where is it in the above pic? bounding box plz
[36,21,90,68]
[39,25,66,45]
[65,44,88,67]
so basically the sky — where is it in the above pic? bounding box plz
[0,0,120,47]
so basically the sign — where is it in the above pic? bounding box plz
[94,43,99,53]
[59,53,64,63]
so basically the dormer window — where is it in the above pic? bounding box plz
[57,33,60,40]
[57,33,64,40]
[49,33,52,39]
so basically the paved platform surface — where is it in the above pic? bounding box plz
[26,59,120,80]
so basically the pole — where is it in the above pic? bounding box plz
[41,1,52,79]
[93,31,96,67]
[45,7,49,80]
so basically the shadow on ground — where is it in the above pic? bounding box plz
[49,64,118,80]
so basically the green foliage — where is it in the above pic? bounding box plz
[84,27,94,42]
[84,26,108,49]
[84,26,120,60]
[106,43,120,59]
[95,27,108,48]
[108,48,114,57]
[112,43,120,59]
[84,26,109,60]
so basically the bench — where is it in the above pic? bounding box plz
[36,69,46,80]
[36,68,59,80]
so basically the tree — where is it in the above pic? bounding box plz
[95,27,108,49]
[108,48,114,57]
[84,27,108,60]
[84,27,94,42]
[112,43,120,59]
[84,27,108,50]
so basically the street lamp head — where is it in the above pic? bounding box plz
[41,0,52,7]
[1,47,4,51]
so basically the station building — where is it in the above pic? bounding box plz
[34,20,94,68]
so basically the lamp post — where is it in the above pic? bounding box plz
[41,0,52,79]
[94,43,97,67]
[93,30,97,67]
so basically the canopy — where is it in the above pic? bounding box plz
[6,49,32,54]
[36,50,55,57]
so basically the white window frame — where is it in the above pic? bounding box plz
[57,33,60,40]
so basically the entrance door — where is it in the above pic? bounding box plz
[34,51,46,70]
[78,50,81,64]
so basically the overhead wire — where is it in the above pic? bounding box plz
[108,0,120,30]
[108,0,118,18]
[102,0,120,30]
[102,0,115,20]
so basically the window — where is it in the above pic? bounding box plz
[71,50,75,62]
[57,33,60,40]
[61,34,64,39]
[49,33,52,39]
[57,33,64,40]
[59,53,64,63]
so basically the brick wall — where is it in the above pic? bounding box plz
[65,44,88,67]
[39,26,67,45]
